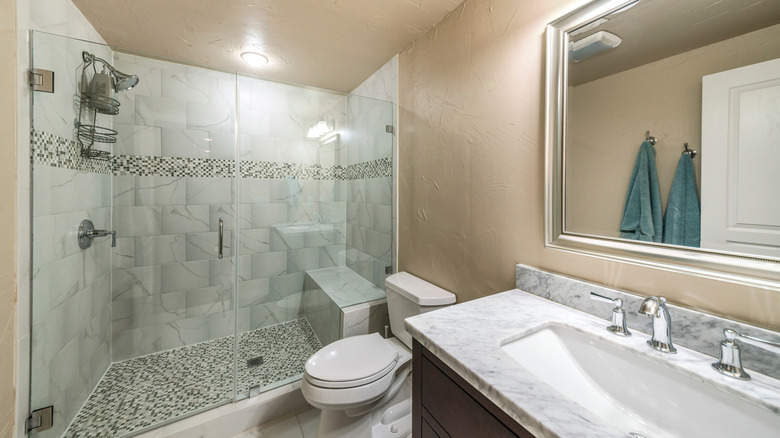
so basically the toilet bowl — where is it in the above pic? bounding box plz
[301,272,455,438]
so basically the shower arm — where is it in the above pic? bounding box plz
[83,51,115,74]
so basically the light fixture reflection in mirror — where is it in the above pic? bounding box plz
[545,0,780,288]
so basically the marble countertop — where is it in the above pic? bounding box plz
[405,290,780,438]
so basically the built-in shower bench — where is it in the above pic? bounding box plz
[303,266,390,345]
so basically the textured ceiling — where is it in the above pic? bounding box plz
[72,0,463,93]
[569,0,780,85]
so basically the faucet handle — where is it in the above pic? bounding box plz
[712,328,780,380]
[589,292,631,337]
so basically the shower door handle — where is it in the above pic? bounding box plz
[218,217,224,259]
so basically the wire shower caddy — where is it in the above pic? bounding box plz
[76,52,120,160]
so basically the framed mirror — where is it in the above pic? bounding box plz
[545,0,780,288]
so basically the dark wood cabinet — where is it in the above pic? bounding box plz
[413,340,536,438]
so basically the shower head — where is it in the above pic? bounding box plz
[82,51,140,93]
[112,70,140,92]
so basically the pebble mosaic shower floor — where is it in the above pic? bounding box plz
[64,318,322,438]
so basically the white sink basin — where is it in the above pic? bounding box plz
[501,324,780,438]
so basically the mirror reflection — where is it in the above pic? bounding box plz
[564,0,780,260]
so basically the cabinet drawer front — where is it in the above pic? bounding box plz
[420,355,518,438]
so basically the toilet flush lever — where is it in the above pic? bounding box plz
[590,292,631,336]
[78,219,116,249]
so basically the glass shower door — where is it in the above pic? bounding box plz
[233,78,346,399]
[29,31,238,438]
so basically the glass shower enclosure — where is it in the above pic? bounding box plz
[29,31,394,437]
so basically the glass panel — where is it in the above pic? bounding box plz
[30,31,237,437]
[29,29,396,436]
[234,78,346,399]
[233,81,395,399]
[344,94,394,289]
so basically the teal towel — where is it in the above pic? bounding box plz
[663,153,701,247]
[620,141,663,242]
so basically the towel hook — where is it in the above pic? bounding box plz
[645,130,657,145]
[683,142,697,159]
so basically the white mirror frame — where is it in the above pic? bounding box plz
[544,0,780,290]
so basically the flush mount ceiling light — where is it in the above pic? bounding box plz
[240,51,269,66]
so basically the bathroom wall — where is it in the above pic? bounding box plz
[397,0,780,329]
[345,57,398,287]
[29,32,114,438]
[566,23,780,239]
[110,52,347,360]
[1,0,17,434]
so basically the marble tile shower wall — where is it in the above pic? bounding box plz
[110,53,347,360]
[345,95,393,288]
[30,33,114,438]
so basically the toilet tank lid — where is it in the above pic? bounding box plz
[385,272,456,306]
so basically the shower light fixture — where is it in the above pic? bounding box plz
[241,52,269,66]
[306,120,334,138]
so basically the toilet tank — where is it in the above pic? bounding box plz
[385,272,456,349]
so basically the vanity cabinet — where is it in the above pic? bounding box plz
[413,340,535,438]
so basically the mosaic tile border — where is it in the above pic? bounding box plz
[346,157,392,179]
[33,130,392,180]
[31,130,113,174]
[64,318,322,438]
[114,155,237,177]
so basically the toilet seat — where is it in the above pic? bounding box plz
[305,333,399,389]
[301,335,412,412]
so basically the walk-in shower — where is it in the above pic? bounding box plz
[29,31,394,437]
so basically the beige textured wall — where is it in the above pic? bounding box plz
[398,0,780,330]
[566,23,780,238]
[0,0,16,434]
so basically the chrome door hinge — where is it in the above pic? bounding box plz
[26,406,53,433]
[385,125,394,134]
[28,69,54,93]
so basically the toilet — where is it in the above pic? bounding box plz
[301,272,455,438]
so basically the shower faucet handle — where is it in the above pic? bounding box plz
[89,229,117,247]
[78,219,116,248]
[590,292,631,336]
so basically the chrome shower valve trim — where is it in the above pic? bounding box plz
[78,219,116,249]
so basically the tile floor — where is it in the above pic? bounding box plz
[64,318,321,438]
[234,408,319,438]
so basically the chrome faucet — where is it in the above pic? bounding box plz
[638,296,676,353]
[589,292,631,336]
[712,328,780,380]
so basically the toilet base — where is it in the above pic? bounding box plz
[316,374,412,438]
